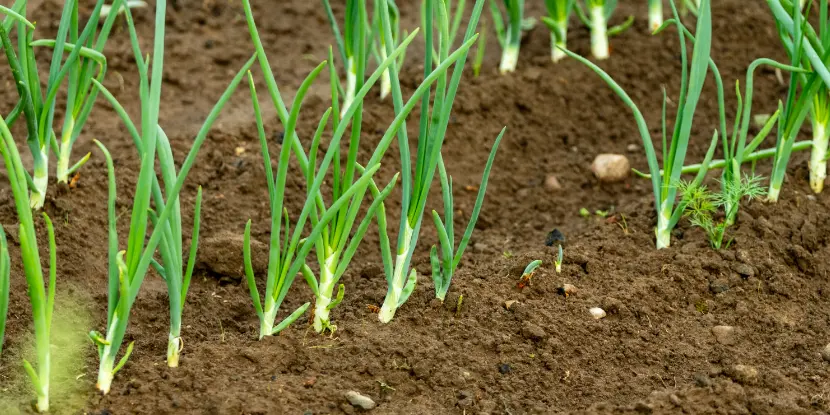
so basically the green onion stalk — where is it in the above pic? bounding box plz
[323,0,372,116]
[564,0,716,249]
[542,0,575,62]
[653,16,804,224]
[772,0,830,193]
[0,93,58,412]
[99,7,203,368]
[242,0,390,337]
[0,226,8,359]
[576,0,634,60]
[88,3,254,391]
[430,130,505,302]
[423,0,468,61]
[0,0,123,209]
[649,0,663,31]
[372,0,404,100]
[375,0,485,323]
[766,0,830,201]
[243,0,476,334]
[489,0,524,73]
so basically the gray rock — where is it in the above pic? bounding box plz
[345,391,376,410]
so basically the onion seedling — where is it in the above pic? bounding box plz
[765,0,830,201]
[0,226,8,358]
[517,260,542,289]
[554,245,563,273]
[489,0,526,73]
[374,0,488,323]
[0,0,125,208]
[430,129,505,302]
[542,0,575,62]
[89,2,254,390]
[372,0,405,99]
[323,0,372,113]
[575,0,634,59]
[0,101,58,412]
[562,0,717,249]
[767,0,830,194]
[242,0,474,334]
[648,0,663,31]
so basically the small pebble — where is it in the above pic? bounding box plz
[669,394,681,406]
[544,175,562,191]
[589,307,606,319]
[591,154,630,183]
[694,373,712,387]
[712,325,737,345]
[504,300,518,310]
[821,344,830,362]
[345,391,376,410]
[627,143,639,152]
[498,363,512,374]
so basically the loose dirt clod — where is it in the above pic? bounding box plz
[345,391,376,410]
[712,326,738,345]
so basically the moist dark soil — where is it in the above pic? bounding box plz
[2,0,830,414]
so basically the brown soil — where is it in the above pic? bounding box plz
[2,0,829,414]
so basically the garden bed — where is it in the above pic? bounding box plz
[2,0,829,413]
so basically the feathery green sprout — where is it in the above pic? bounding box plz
[489,0,525,73]
[542,0,575,62]
[430,129,505,302]
[678,176,766,249]
[323,0,372,113]
[89,2,254,391]
[765,0,830,201]
[563,0,717,249]
[0,0,125,208]
[648,0,663,31]
[375,0,487,323]
[0,96,58,412]
[0,226,8,358]
[575,0,634,59]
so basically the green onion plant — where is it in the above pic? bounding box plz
[0,91,58,412]
[323,0,372,113]
[375,0,490,322]
[372,0,405,99]
[563,0,717,249]
[430,130,504,301]
[542,0,575,62]
[243,0,478,333]
[0,226,8,358]
[766,0,830,201]
[0,0,124,209]
[767,0,830,194]
[490,0,525,73]
[88,3,254,391]
[649,0,663,31]
[575,0,634,59]
[554,244,563,273]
